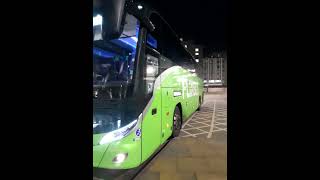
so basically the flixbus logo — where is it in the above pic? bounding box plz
[135,128,141,137]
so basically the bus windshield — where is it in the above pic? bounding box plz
[93,13,140,100]
[93,13,141,135]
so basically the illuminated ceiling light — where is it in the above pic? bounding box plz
[184,45,188,48]
[195,52,199,55]
[195,48,199,52]
[147,66,155,74]
[137,5,143,10]
[131,36,138,42]
[93,14,102,26]
[195,59,199,62]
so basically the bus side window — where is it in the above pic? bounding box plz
[147,34,158,49]
[148,13,179,72]
[148,13,162,52]
[159,55,174,73]
[149,13,188,69]
[145,53,159,94]
[157,19,177,61]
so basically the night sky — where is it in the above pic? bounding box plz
[143,0,227,51]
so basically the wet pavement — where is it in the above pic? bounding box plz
[134,89,227,180]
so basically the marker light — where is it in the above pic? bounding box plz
[112,153,128,163]
[99,120,137,145]
[188,69,196,73]
[173,91,182,97]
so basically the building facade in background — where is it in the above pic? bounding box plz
[180,39,227,87]
[181,40,204,63]
[202,51,227,87]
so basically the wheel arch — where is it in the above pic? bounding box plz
[175,102,183,123]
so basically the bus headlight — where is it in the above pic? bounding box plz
[99,119,138,145]
[112,153,128,163]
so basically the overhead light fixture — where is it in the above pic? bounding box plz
[137,5,143,10]
[93,14,102,26]
[147,66,155,75]
[195,48,199,52]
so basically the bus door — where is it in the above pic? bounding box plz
[141,46,162,162]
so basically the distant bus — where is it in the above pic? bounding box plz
[93,0,203,170]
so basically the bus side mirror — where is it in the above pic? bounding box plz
[125,1,155,32]
[93,0,126,40]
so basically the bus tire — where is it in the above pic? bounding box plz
[172,106,182,137]
[197,96,201,111]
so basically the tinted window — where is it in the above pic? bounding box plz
[148,13,163,50]
[145,53,159,94]
[159,55,175,73]
[93,13,139,88]
[93,13,141,135]
[148,13,198,73]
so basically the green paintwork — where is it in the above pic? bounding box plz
[93,66,203,169]
[141,86,162,162]
[93,134,110,167]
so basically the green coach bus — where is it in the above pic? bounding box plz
[93,0,204,170]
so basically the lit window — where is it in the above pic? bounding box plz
[195,48,199,52]
[93,14,103,26]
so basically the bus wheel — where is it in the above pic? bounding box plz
[197,96,201,111]
[172,106,182,137]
